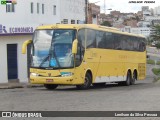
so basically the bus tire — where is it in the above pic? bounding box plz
[118,71,131,86]
[131,71,137,85]
[125,71,131,86]
[76,73,92,90]
[44,84,58,90]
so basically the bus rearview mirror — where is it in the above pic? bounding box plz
[72,39,78,54]
[22,40,32,54]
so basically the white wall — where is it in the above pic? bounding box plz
[144,16,160,22]
[0,0,60,27]
[137,21,151,27]
[153,6,160,16]
[131,27,151,37]
[0,35,32,83]
[120,26,151,37]
[143,11,152,16]
[0,0,85,26]
[59,0,85,23]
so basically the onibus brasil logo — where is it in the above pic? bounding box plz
[1,0,17,5]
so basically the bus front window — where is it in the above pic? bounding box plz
[31,29,76,68]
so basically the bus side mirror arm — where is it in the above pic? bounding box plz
[22,40,32,54]
[72,39,78,54]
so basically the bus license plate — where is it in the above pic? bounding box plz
[46,79,53,82]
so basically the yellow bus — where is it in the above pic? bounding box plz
[22,24,146,90]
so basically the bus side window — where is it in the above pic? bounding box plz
[132,37,138,51]
[142,38,146,51]
[139,41,146,52]
[105,32,114,49]
[86,29,96,48]
[122,35,132,51]
[97,31,106,48]
[76,29,85,66]
[114,34,122,50]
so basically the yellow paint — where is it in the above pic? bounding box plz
[22,40,32,54]
[27,24,146,85]
[72,39,78,54]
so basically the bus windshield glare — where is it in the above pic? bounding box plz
[31,29,76,68]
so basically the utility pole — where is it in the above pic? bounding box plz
[85,0,88,24]
[104,0,106,14]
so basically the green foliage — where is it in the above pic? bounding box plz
[147,59,160,65]
[151,24,160,43]
[101,21,112,27]
[152,68,160,76]
[156,61,160,65]
[135,16,140,21]
[147,59,155,65]
[153,76,160,82]
[146,37,154,45]
[155,42,160,49]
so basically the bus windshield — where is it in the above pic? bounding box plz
[31,29,76,68]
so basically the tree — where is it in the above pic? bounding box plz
[146,36,153,46]
[100,21,112,27]
[151,24,160,42]
[155,43,160,49]
[135,15,140,21]
[150,24,160,49]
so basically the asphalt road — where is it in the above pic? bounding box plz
[0,77,160,111]
[147,46,160,60]
[0,65,160,120]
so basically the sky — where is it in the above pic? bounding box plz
[89,0,160,14]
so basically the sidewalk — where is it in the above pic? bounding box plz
[0,82,43,89]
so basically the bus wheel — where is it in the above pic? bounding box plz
[76,73,92,90]
[131,71,136,85]
[125,71,131,86]
[44,84,58,90]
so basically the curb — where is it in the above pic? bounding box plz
[26,84,44,88]
[0,83,44,89]
[154,79,160,84]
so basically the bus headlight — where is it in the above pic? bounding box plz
[61,72,73,77]
[30,73,39,76]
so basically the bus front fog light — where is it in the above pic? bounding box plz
[61,72,73,77]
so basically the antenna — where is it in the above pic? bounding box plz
[104,0,106,14]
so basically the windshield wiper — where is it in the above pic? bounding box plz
[39,52,61,68]
[52,50,61,67]
[39,54,50,67]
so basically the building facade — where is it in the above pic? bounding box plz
[120,26,151,37]
[116,6,160,37]
[87,3,100,24]
[0,0,85,84]
[60,0,85,24]
[153,6,160,16]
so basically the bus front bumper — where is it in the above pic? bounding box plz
[30,76,82,85]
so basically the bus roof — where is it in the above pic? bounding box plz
[36,24,145,38]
